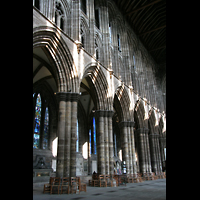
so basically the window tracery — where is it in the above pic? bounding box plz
[55,1,65,30]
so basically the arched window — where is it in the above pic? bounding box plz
[93,117,96,154]
[89,116,96,156]
[43,107,49,149]
[109,23,112,43]
[81,25,85,48]
[33,93,42,149]
[117,34,121,52]
[95,39,99,60]
[81,0,87,14]
[33,93,49,149]
[55,1,65,31]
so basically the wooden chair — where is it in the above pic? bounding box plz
[128,174,134,183]
[152,172,158,180]
[43,177,53,194]
[138,173,143,182]
[91,173,99,187]
[77,177,87,193]
[70,177,78,194]
[148,172,154,180]
[50,177,60,194]
[105,174,113,187]
[61,177,70,194]
[99,175,107,187]
[113,175,119,186]
[142,173,149,181]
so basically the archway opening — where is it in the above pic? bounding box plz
[76,77,98,175]
[33,46,59,177]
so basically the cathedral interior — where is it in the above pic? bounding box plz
[33,0,166,185]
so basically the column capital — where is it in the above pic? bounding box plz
[55,92,71,102]
[55,92,80,102]
[119,121,128,128]
[107,110,114,117]
[95,110,105,118]
[71,93,80,102]
[128,121,135,127]
[119,121,135,128]
[136,127,149,134]
[94,110,114,118]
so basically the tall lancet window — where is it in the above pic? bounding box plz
[93,117,96,154]
[43,107,49,149]
[33,93,41,149]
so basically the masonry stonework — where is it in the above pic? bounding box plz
[33,0,166,181]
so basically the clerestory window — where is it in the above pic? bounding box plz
[55,1,65,30]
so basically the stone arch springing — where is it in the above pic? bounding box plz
[148,109,157,134]
[134,99,146,129]
[114,85,131,122]
[82,63,110,110]
[33,26,79,93]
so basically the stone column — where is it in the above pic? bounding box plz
[136,128,146,173]
[108,111,114,175]
[127,123,133,174]
[130,122,137,174]
[56,92,67,177]
[158,137,163,173]
[119,122,129,174]
[70,93,80,177]
[145,129,151,172]
[149,134,157,173]
[95,110,105,174]
[104,112,109,174]
[155,134,162,173]
[64,93,71,177]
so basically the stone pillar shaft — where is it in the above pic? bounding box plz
[56,92,79,177]
[136,128,146,173]
[64,95,71,177]
[70,93,79,177]
[104,113,109,174]
[108,111,114,175]
[95,110,105,174]
[56,92,67,177]
[130,124,137,174]
[119,122,129,174]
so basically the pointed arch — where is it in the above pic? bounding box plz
[82,63,110,110]
[33,26,79,93]
[148,109,157,134]
[94,31,103,61]
[134,99,147,129]
[80,16,89,49]
[114,85,132,122]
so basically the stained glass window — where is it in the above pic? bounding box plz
[43,107,49,149]
[33,93,41,149]
[89,129,92,156]
[93,117,96,154]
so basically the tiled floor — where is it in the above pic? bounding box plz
[33,178,166,200]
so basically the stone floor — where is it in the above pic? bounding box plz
[33,178,166,200]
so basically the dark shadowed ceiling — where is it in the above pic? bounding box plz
[113,0,166,80]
